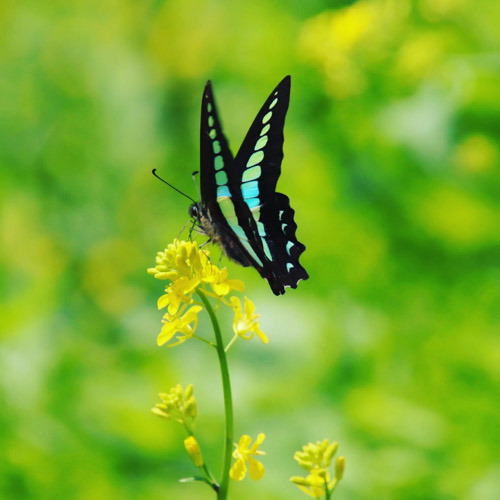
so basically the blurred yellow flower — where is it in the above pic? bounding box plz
[395,31,447,83]
[298,0,410,97]
[152,384,197,430]
[329,1,374,51]
[158,305,202,347]
[230,433,266,481]
[335,456,345,480]
[230,296,268,344]
[453,134,498,173]
[184,436,204,467]
[291,469,331,499]
[291,440,345,498]
[294,439,338,471]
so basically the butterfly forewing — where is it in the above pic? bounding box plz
[200,82,268,269]
[234,76,290,209]
[200,82,235,207]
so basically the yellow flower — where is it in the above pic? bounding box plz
[291,469,331,498]
[152,384,197,429]
[148,239,246,297]
[158,305,202,347]
[184,436,204,467]
[230,297,268,344]
[157,276,198,315]
[229,433,266,481]
[149,239,266,350]
[294,439,338,471]
[148,239,211,284]
[204,266,245,297]
[291,440,345,498]
[149,240,212,332]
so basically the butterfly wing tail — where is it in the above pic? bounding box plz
[260,193,308,295]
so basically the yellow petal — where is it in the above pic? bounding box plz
[182,305,203,324]
[250,433,266,453]
[248,457,265,480]
[167,298,181,315]
[227,279,245,292]
[157,323,177,346]
[230,296,241,311]
[254,326,269,344]
[213,282,230,296]
[237,434,252,452]
[157,294,169,309]
[229,457,247,481]
[243,296,256,317]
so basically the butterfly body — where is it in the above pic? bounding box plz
[190,202,254,268]
[191,76,308,295]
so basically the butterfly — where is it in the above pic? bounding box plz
[189,76,308,295]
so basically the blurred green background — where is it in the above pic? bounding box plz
[1,0,499,498]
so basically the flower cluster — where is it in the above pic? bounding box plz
[148,239,244,298]
[290,439,345,498]
[148,239,266,348]
[152,384,197,433]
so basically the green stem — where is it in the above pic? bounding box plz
[193,333,216,347]
[200,463,219,491]
[329,477,339,496]
[197,290,233,500]
[325,476,332,500]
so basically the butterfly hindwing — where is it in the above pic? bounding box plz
[259,193,308,294]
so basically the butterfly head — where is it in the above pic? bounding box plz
[189,202,203,222]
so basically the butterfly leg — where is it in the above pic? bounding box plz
[199,239,211,249]
[188,220,199,241]
[177,219,191,239]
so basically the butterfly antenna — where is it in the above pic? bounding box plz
[152,169,197,203]
[191,170,201,199]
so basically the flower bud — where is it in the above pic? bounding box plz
[184,384,194,400]
[151,407,169,418]
[184,436,204,467]
[324,441,339,466]
[335,456,345,480]
[290,476,310,486]
[184,396,197,418]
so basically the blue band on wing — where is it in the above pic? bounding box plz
[217,185,231,198]
[245,197,260,209]
[241,182,259,199]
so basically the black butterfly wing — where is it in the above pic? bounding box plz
[200,81,272,271]
[232,76,309,295]
[200,81,234,207]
